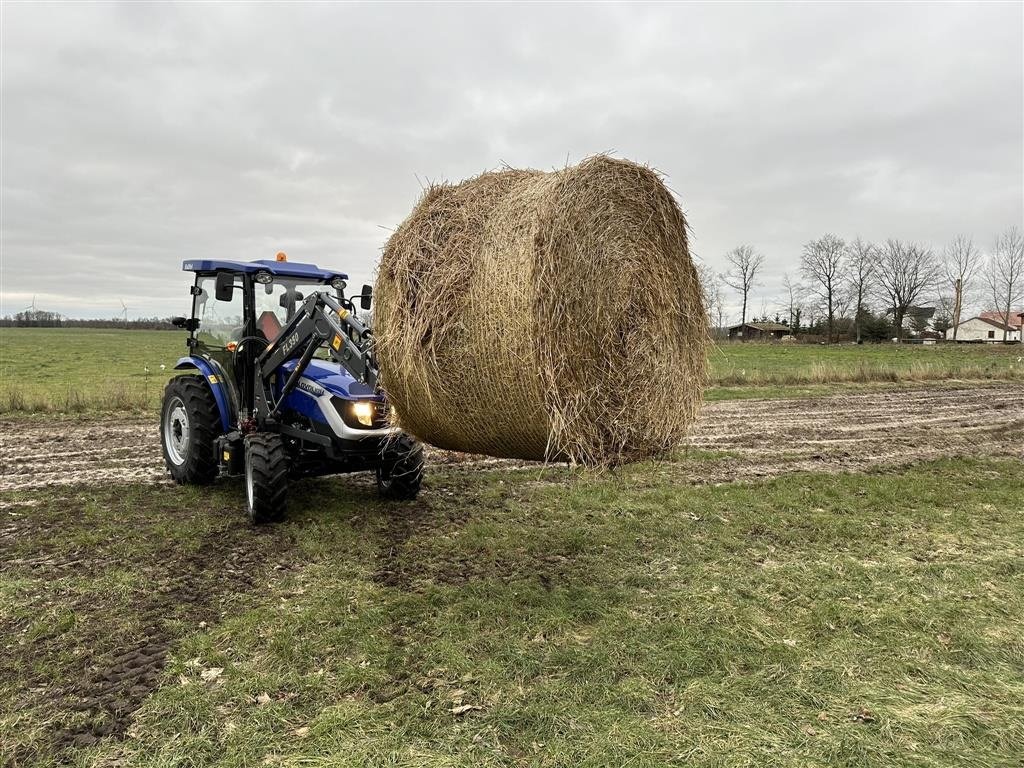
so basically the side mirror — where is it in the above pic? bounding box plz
[170,316,199,331]
[215,272,235,302]
[360,284,373,311]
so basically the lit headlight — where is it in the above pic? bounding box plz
[254,270,273,285]
[351,400,374,427]
[331,277,348,292]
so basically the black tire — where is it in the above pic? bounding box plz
[376,434,424,500]
[160,375,220,485]
[245,433,289,524]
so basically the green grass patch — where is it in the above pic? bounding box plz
[3,457,1022,766]
[0,327,183,414]
[709,341,1023,388]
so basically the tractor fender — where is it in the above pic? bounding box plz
[174,356,233,432]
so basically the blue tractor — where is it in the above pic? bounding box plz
[160,253,423,523]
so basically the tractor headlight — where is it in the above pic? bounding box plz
[332,397,384,430]
[330,277,347,292]
[254,270,273,285]
[351,400,375,427]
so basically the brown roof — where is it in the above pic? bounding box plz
[965,316,1017,332]
[980,310,1024,327]
[729,322,791,332]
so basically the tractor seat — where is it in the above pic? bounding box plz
[257,311,282,342]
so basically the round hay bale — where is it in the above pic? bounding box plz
[374,155,708,465]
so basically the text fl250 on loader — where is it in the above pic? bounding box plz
[160,253,423,523]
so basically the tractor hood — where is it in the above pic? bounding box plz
[277,359,378,400]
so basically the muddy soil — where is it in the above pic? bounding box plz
[0,498,296,765]
[681,382,1024,482]
[3,383,1018,493]
[0,419,164,492]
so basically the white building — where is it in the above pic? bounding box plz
[954,316,1021,342]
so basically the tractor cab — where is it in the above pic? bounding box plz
[172,254,367,417]
[161,253,422,524]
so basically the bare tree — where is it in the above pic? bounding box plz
[845,237,877,344]
[985,226,1024,342]
[942,235,982,340]
[781,272,805,332]
[720,245,764,329]
[696,262,725,337]
[712,287,725,335]
[933,292,955,338]
[875,239,940,342]
[833,289,854,330]
[801,234,846,343]
[803,303,820,335]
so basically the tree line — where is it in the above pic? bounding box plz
[698,226,1024,343]
[0,311,177,329]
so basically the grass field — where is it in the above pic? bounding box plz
[2,327,1022,414]
[0,328,182,414]
[2,455,1022,766]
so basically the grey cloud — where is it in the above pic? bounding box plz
[1,2,1021,318]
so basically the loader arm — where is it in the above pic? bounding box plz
[253,291,379,424]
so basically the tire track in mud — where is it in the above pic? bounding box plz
[47,526,294,753]
[1,383,1022,493]
[0,512,296,764]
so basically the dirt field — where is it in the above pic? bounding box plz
[686,381,1023,481]
[2,383,1021,493]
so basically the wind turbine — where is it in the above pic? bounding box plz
[22,295,37,313]
[120,299,129,325]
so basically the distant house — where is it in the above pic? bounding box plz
[727,321,791,341]
[954,316,1021,342]
[979,310,1024,334]
[886,305,935,332]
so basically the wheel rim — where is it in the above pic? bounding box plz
[164,396,190,466]
[245,448,255,512]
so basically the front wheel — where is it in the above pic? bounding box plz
[376,434,424,500]
[245,433,289,524]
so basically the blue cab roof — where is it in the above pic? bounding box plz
[182,259,348,281]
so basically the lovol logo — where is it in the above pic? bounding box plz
[297,379,324,398]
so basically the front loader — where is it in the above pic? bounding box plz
[159,253,423,523]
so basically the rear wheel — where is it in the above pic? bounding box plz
[376,434,424,500]
[245,433,289,524]
[160,375,219,485]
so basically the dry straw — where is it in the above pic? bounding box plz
[374,155,708,466]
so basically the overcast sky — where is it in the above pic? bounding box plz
[2,1,1022,320]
